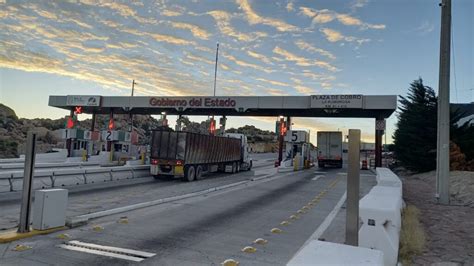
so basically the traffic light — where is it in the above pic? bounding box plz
[74,106,82,114]
[108,117,114,130]
[279,120,287,136]
[209,118,216,135]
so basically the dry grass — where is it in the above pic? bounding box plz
[399,205,426,265]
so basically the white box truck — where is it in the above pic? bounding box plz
[317,131,343,168]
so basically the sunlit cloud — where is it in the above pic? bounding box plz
[236,0,299,32]
[320,28,370,45]
[207,10,267,42]
[247,50,273,64]
[168,21,211,40]
[294,39,336,60]
[299,6,385,30]
[222,53,274,73]
[272,46,339,72]
[256,78,290,87]
[286,1,294,12]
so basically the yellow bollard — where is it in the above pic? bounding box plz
[82,150,87,162]
[140,152,145,165]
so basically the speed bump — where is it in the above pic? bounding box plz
[56,233,71,239]
[241,246,257,253]
[12,244,31,251]
[253,238,268,245]
[92,225,104,232]
[289,215,299,220]
[221,259,240,266]
[118,217,129,224]
[271,228,282,234]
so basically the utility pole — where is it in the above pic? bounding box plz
[436,0,451,205]
[213,43,219,97]
[129,80,137,156]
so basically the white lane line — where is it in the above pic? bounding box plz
[312,175,324,181]
[59,241,156,262]
[314,171,327,174]
[299,191,347,249]
[337,173,375,177]
[68,240,155,258]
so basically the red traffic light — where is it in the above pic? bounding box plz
[209,118,216,135]
[66,116,75,129]
[108,118,114,130]
[74,106,82,114]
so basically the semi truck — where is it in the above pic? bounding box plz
[317,131,343,168]
[150,129,252,181]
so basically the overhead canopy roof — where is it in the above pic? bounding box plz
[49,95,397,119]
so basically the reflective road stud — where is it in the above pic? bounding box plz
[271,228,283,234]
[253,238,268,245]
[241,246,257,253]
[221,259,240,266]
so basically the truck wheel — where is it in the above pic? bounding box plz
[232,162,237,174]
[248,161,252,171]
[195,165,203,180]
[318,162,324,168]
[183,165,195,182]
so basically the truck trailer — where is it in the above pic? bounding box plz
[317,131,343,168]
[150,129,252,181]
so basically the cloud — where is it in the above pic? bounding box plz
[247,50,273,64]
[294,39,336,60]
[207,10,267,42]
[223,53,273,73]
[168,21,211,40]
[350,0,369,12]
[299,7,385,30]
[151,32,196,45]
[236,0,299,32]
[264,88,288,95]
[320,28,370,45]
[256,78,290,87]
[286,1,294,12]
[412,21,435,35]
[272,46,339,72]
[294,85,316,94]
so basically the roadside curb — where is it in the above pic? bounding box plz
[0,226,67,243]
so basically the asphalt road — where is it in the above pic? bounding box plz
[0,153,277,230]
[0,164,376,265]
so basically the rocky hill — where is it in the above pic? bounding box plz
[0,104,162,158]
[0,104,277,158]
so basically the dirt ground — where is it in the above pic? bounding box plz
[401,171,474,265]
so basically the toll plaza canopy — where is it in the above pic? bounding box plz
[49,95,397,118]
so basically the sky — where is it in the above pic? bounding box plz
[0,0,473,144]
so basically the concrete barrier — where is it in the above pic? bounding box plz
[359,167,403,266]
[287,240,384,266]
[0,165,151,192]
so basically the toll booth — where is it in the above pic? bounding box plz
[281,130,312,170]
[101,130,138,161]
[61,129,100,159]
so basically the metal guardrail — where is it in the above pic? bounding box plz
[0,165,150,192]
[0,162,101,170]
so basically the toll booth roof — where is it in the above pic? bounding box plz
[49,95,397,118]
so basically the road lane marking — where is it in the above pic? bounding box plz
[253,238,268,245]
[312,175,324,181]
[59,240,155,262]
[241,246,257,253]
[314,171,327,174]
[299,190,347,250]
[271,228,283,234]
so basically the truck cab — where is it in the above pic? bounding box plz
[224,133,253,171]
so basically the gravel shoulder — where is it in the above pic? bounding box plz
[401,170,474,265]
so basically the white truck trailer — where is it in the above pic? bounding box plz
[150,129,252,181]
[317,131,343,168]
